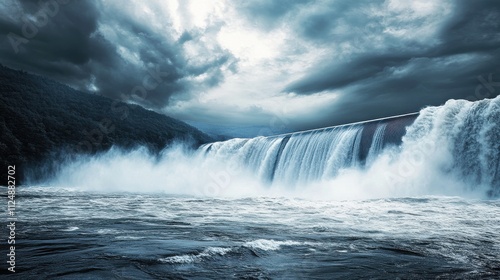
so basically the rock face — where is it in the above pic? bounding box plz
[0,65,212,185]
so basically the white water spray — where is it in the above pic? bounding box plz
[43,97,500,199]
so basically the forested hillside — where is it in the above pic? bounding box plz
[0,65,212,184]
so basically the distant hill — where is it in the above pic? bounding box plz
[0,65,212,184]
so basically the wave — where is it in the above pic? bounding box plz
[158,239,318,264]
[159,247,232,264]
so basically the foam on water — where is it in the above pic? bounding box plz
[159,247,232,264]
[62,226,79,231]
[15,187,500,278]
[243,239,302,251]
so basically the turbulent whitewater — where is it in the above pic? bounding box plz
[200,114,415,188]
[42,96,500,199]
[199,96,500,197]
[14,97,500,279]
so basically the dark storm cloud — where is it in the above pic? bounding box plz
[284,54,410,94]
[0,0,235,108]
[280,0,500,128]
[301,53,499,128]
[1,0,499,134]
[0,1,108,80]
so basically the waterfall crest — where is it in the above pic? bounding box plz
[202,113,417,186]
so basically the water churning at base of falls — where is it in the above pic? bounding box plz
[19,98,500,279]
[199,96,499,197]
[42,96,500,199]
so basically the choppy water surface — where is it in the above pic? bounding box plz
[5,187,499,279]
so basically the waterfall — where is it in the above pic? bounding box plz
[201,113,417,186]
[400,96,500,197]
[200,97,500,197]
[46,97,500,199]
[366,123,387,165]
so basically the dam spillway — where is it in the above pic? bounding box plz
[201,113,419,185]
[200,97,500,198]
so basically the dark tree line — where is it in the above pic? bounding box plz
[0,65,212,185]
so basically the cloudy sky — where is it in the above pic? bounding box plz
[1,0,499,137]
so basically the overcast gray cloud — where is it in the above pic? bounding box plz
[277,0,500,127]
[0,0,235,108]
[0,0,499,136]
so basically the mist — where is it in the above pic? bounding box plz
[32,141,481,201]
